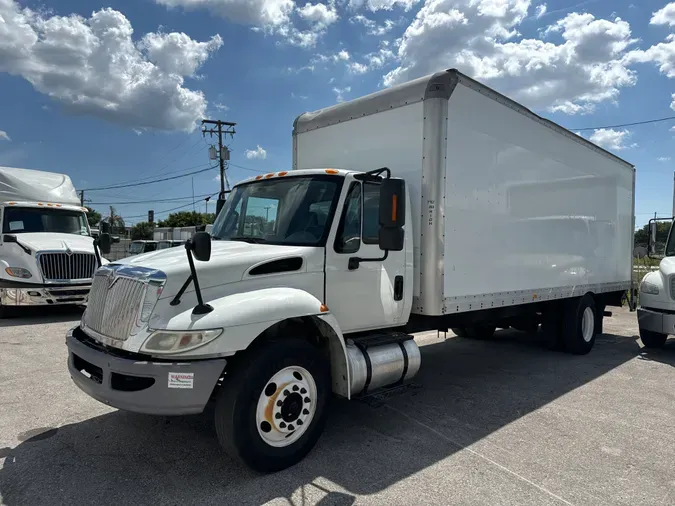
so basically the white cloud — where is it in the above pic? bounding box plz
[154,0,295,26]
[658,157,672,162]
[589,128,636,151]
[535,3,547,19]
[0,130,10,141]
[349,0,420,11]
[626,34,675,78]
[348,62,369,74]
[350,14,396,35]
[214,102,229,111]
[133,129,143,136]
[297,2,339,29]
[0,2,222,132]
[246,145,267,159]
[333,86,351,102]
[291,92,308,99]
[383,1,639,115]
[651,2,675,27]
[672,93,675,111]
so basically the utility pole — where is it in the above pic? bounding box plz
[202,119,236,215]
[79,190,85,207]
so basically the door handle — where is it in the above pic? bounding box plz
[394,276,404,301]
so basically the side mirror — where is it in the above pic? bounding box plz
[378,178,406,252]
[100,221,111,234]
[189,231,211,262]
[216,197,226,216]
[98,234,112,255]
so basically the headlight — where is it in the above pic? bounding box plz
[640,280,660,295]
[5,267,32,279]
[141,328,222,354]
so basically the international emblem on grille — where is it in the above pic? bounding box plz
[107,271,119,289]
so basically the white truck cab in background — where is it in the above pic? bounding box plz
[66,70,635,472]
[0,166,103,316]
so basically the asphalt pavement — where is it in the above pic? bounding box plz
[1,306,674,505]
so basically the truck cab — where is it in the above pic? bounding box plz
[0,166,104,315]
[637,218,675,348]
[128,240,158,256]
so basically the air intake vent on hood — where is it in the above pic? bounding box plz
[249,257,303,276]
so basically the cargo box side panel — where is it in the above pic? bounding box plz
[442,83,633,312]
[295,103,424,297]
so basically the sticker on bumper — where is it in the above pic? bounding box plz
[168,372,194,389]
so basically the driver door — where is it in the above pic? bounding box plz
[324,179,407,333]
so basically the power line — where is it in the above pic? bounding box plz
[83,164,218,191]
[88,193,214,205]
[228,163,268,174]
[573,115,675,132]
[121,192,222,220]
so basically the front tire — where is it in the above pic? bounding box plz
[640,328,668,349]
[214,339,331,473]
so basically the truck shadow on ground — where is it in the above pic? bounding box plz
[0,329,645,505]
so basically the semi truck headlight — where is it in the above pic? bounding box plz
[5,267,32,279]
[640,280,660,295]
[141,329,222,354]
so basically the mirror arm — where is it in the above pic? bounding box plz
[348,250,389,271]
[170,274,193,307]
[92,238,103,267]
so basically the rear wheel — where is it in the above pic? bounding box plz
[640,328,668,349]
[562,294,597,355]
[214,339,331,473]
[451,328,467,337]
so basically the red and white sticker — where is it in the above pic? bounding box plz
[168,372,194,389]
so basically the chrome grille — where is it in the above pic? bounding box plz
[39,252,97,281]
[83,272,147,341]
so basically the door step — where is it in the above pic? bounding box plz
[355,382,422,408]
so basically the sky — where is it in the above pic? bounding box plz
[0,0,674,226]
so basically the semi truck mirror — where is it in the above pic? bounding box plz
[100,221,111,234]
[98,234,112,255]
[379,179,406,228]
[191,231,212,262]
[379,178,406,251]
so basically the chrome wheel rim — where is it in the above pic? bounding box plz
[256,366,317,447]
[581,307,595,343]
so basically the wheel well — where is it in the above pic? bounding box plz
[238,317,350,399]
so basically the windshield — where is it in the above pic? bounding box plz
[666,224,675,257]
[2,207,89,236]
[157,241,173,250]
[129,242,154,254]
[212,175,342,246]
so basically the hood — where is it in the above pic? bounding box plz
[660,256,675,276]
[10,232,95,253]
[116,240,316,298]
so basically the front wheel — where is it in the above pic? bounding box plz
[214,339,331,473]
[640,328,668,349]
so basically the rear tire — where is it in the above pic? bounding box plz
[562,294,597,355]
[451,328,467,337]
[214,339,331,473]
[640,328,668,349]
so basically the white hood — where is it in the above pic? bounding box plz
[117,240,317,298]
[11,232,96,253]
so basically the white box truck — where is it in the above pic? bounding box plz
[0,166,106,316]
[65,70,635,472]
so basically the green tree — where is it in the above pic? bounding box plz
[85,207,102,228]
[108,206,125,229]
[157,211,216,228]
[634,221,671,248]
[131,222,155,240]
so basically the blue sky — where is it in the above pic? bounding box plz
[0,0,674,226]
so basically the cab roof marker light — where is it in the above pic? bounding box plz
[264,173,275,179]
[278,171,289,176]
[325,169,339,175]
[255,175,263,180]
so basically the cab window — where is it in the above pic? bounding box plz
[334,183,362,254]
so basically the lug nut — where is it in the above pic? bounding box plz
[300,388,307,394]
[288,424,295,431]
[275,413,282,419]
[276,400,283,407]
[297,420,303,426]
[293,385,299,392]
[283,390,290,396]
[304,397,310,403]
[279,422,286,428]
[303,409,310,415]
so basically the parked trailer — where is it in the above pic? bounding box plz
[65,69,635,472]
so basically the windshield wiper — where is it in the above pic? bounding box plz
[229,236,267,244]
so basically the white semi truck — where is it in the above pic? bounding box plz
[0,166,104,316]
[66,70,635,472]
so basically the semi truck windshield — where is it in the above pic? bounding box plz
[2,207,89,236]
[211,175,342,246]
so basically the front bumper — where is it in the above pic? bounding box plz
[66,326,227,415]
[0,285,91,306]
[637,307,675,336]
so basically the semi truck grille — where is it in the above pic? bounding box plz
[39,252,97,281]
[83,272,147,341]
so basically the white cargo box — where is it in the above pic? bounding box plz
[294,69,634,316]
